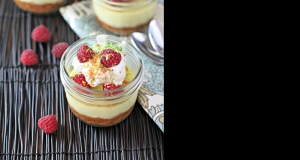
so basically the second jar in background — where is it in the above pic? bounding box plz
[92,0,158,36]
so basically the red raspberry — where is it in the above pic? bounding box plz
[38,114,58,134]
[51,42,69,58]
[103,83,121,90]
[73,74,92,88]
[20,49,39,66]
[100,49,122,68]
[110,0,132,2]
[31,25,51,42]
[77,44,94,63]
[103,83,122,96]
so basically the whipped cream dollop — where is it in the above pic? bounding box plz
[71,35,126,87]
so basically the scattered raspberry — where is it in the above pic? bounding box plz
[31,25,51,42]
[20,49,39,66]
[38,114,58,134]
[77,44,94,63]
[51,42,69,58]
[73,74,92,88]
[103,83,122,96]
[100,49,122,68]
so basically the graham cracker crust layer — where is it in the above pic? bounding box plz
[68,103,135,127]
[95,16,152,36]
[13,0,66,14]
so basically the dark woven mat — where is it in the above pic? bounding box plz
[0,0,164,159]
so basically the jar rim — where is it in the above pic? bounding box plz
[93,0,156,8]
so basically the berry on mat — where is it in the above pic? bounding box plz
[20,49,39,66]
[31,25,51,42]
[73,74,92,88]
[38,114,58,134]
[100,49,122,68]
[77,44,94,63]
[51,42,69,58]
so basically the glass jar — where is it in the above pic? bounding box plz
[92,0,158,36]
[60,34,144,127]
[13,0,67,14]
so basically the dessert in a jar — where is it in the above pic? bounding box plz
[60,34,144,127]
[13,0,67,14]
[92,0,158,36]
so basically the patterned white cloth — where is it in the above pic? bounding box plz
[59,0,164,132]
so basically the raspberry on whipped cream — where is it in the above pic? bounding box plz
[71,35,126,87]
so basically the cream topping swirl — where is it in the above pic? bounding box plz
[71,35,126,87]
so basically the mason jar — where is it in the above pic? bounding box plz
[92,0,158,36]
[60,34,144,127]
[13,0,67,14]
